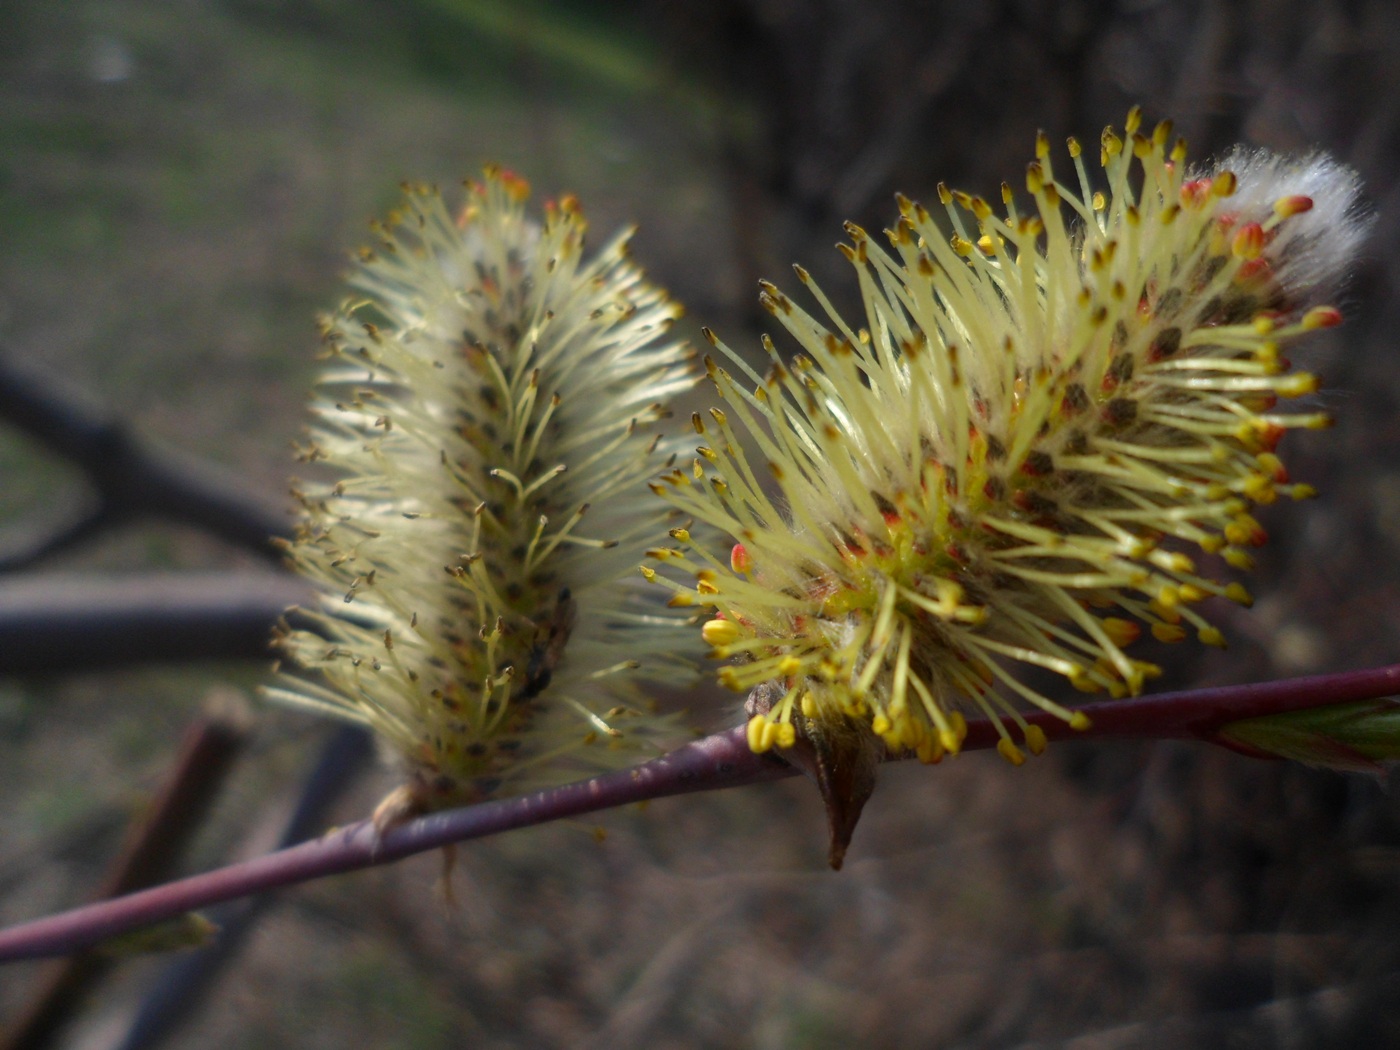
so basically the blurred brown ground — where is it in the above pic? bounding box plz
[2,1,1400,1047]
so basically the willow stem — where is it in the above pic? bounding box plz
[2,663,1397,962]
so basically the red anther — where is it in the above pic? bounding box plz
[1274,194,1314,218]
[730,543,752,574]
[1180,178,1211,206]
[1235,257,1272,283]
[1232,222,1266,259]
[882,509,902,527]
[1303,305,1344,329]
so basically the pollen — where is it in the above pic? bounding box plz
[653,111,1366,766]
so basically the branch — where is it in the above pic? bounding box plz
[110,725,374,1050]
[0,573,311,674]
[0,351,289,565]
[1,663,1397,962]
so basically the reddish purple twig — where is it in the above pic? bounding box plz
[1,663,1397,962]
[2,709,250,1048]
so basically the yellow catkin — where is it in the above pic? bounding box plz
[270,170,701,810]
[650,112,1366,762]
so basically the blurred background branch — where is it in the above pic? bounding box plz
[0,352,289,571]
[0,573,309,675]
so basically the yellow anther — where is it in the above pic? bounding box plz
[1277,373,1319,398]
[701,617,741,647]
[1069,711,1092,731]
[916,738,945,764]
[1148,599,1181,623]
[1198,626,1227,648]
[997,738,1027,766]
[1223,548,1255,570]
[776,655,803,677]
[746,714,769,753]
[1225,582,1254,607]
[1102,617,1141,647]
[776,723,797,749]
[1151,622,1187,643]
[1153,551,1196,574]
[1024,724,1048,756]
[800,691,818,718]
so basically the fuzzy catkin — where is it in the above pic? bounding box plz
[271,170,699,809]
[650,110,1367,765]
